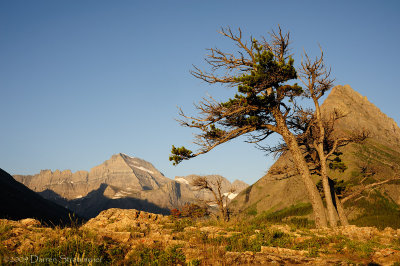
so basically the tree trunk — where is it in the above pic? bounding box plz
[312,96,340,227]
[317,145,339,227]
[334,193,349,226]
[274,111,328,228]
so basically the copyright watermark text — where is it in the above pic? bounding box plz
[3,255,103,264]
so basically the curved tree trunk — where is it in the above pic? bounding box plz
[334,193,349,226]
[313,97,340,227]
[274,111,328,228]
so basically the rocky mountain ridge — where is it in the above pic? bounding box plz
[14,153,170,200]
[14,154,248,218]
[174,175,249,204]
[0,168,79,226]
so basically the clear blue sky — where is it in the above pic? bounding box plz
[1,0,399,184]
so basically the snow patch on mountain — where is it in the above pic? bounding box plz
[175,178,189,184]
[223,192,238,200]
[133,166,154,174]
[112,190,131,199]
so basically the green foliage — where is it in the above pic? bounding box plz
[287,217,314,229]
[208,228,291,253]
[180,203,209,218]
[334,239,377,258]
[167,218,194,232]
[247,207,258,216]
[294,236,333,256]
[240,203,315,229]
[253,203,313,225]
[206,227,331,257]
[0,222,13,241]
[349,190,400,229]
[316,178,347,198]
[169,145,194,165]
[328,153,348,172]
[188,259,201,266]
[34,236,111,264]
[126,244,186,266]
[170,28,306,165]
[204,124,226,140]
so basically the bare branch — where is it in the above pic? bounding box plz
[341,177,400,204]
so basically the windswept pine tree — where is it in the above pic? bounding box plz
[169,27,330,227]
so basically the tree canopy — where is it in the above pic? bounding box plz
[169,27,303,166]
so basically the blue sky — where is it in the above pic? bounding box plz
[1,0,399,184]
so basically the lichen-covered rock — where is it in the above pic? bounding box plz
[260,246,309,256]
[82,208,167,232]
[372,248,400,265]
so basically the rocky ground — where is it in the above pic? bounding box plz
[1,209,400,265]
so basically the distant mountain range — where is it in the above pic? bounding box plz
[0,168,79,225]
[14,154,248,218]
[230,85,400,228]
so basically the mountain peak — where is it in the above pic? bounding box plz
[322,84,400,147]
[330,84,364,97]
[230,85,400,219]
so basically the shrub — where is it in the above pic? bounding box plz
[170,209,181,219]
[180,203,209,218]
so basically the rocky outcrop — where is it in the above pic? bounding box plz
[82,208,168,233]
[2,208,400,265]
[231,179,249,192]
[230,85,400,225]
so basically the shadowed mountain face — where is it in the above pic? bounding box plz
[0,168,79,226]
[39,184,171,218]
[230,85,400,227]
[14,154,249,219]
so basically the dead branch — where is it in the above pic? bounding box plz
[341,177,400,203]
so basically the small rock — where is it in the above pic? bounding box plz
[260,246,309,256]
[373,248,400,265]
[19,218,41,227]
[102,231,131,242]
[293,236,312,244]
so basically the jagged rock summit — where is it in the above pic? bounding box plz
[322,84,400,146]
[14,153,180,218]
[15,153,170,200]
[14,154,249,219]
[230,85,400,227]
